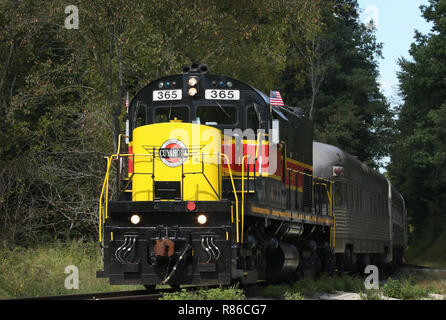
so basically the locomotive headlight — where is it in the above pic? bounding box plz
[197,214,207,225]
[130,214,141,225]
[188,87,198,96]
[188,77,198,86]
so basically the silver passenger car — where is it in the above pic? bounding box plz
[313,142,407,266]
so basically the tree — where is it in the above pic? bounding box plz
[281,0,392,168]
[388,0,446,250]
[0,0,324,243]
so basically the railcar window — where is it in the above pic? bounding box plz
[381,196,385,216]
[378,196,382,216]
[154,106,189,123]
[197,105,237,125]
[359,189,363,211]
[355,186,360,210]
[344,183,348,207]
[372,193,375,215]
[334,182,345,207]
[349,185,354,208]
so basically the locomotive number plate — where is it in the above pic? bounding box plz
[205,89,240,100]
[153,89,182,101]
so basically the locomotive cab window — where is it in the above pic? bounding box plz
[196,105,238,125]
[154,105,190,123]
[246,105,260,130]
[133,101,147,128]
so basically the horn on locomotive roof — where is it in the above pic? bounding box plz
[183,63,209,74]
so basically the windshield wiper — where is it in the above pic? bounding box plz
[216,101,230,118]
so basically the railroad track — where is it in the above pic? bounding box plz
[10,283,267,301]
[13,289,163,300]
[10,264,441,301]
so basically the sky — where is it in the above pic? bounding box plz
[356,0,433,105]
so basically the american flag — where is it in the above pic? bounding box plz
[270,90,285,107]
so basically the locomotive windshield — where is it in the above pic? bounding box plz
[196,105,238,125]
[154,105,190,123]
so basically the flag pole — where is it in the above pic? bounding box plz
[269,90,272,114]
[125,92,129,145]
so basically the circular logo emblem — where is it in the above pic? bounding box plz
[159,139,188,167]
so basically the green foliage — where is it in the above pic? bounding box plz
[407,229,446,269]
[262,284,292,299]
[0,240,142,298]
[283,291,304,300]
[291,274,363,296]
[388,0,446,259]
[382,277,433,300]
[160,285,246,300]
[282,0,392,167]
[0,0,325,245]
[262,274,364,299]
[360,291,383,300]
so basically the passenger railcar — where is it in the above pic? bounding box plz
[96,64,336,288]
[313,141,407,270]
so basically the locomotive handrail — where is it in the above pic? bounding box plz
[329,182,335,249]
[313,182,331,216]
[313,180,336,249]
[180,152,221,200]
[99,150,227,243]
[221,153,240,243]
[99,155,113,243]
[286,166,336,249]
[241,155,250,244]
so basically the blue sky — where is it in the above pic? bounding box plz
[357,0,433,104]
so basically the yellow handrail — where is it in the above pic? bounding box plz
[221,153,239,243]
[99,156,113,242]
[241,155,250,244]
[329,182,335,249]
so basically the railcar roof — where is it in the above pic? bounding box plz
[313,141,387,186]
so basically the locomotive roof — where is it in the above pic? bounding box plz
[131,72,304,121]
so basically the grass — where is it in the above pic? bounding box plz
[361,272,446,300]
[1,240,445,300]
[0,240,142,299]
[411,271,446,295]
[262,274,364,299]
[406,229,446,269]
[381,276,433,299]
[263,273,446,300]
[160,285,246,300]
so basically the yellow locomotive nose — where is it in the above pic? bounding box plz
[131,122,221,202]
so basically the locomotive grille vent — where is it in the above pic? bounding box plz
[303,170,313,211]
[154,181,181,200]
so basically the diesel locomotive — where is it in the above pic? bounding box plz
[96,64,406,288]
